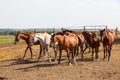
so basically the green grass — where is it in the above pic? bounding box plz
[0,35,15,44]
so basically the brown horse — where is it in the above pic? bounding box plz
[99,29,116,61]
[61,28,87,58]
[51,32,79,65]
[91,36,100,60]
[61,28,100,60]
[82,31,96,50]
[14,32,40,59]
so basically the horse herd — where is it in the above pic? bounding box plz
[14,28,116,65]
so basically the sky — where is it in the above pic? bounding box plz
[0,0,120,29]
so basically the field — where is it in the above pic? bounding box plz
[0,35,15,45]
[0,39,120,80]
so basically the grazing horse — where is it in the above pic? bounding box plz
[30,32,52,62]
[99,29,116,61]
[14,32,40,59]
[91,36,100,60]
[51,32,79,65]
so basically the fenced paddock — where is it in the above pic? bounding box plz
[0,26,119,45]
[0,35,15,45]
[0,26,120,80]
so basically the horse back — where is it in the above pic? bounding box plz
[64,34,79,49]
[103,30,115,45]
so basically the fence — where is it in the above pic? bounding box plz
[0,35,15,45]
[0,26,119,45]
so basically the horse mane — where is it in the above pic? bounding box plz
[18,32,28,36]
[55,32,64,35]
[61,28,75,33]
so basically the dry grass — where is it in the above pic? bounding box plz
[0,40,120,80]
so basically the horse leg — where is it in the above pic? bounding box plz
[103,46,106,60]
[92,48,94,60]
[73,48,77,64]
[66,50,71,65]
[80,45,84,59]
[42,50,46,61]
[46,46,51,63]
[89,47,91,53]
[38,46,42,61]
[29,47,33,59]
[23,46,29,59]
[81,45,86,59]
[108,45,112,61]
[82,44,87,53]
[58,50,62,64]
[38,41,43,61]
[95,47,99,61]
[105,46,108,59]
[76,46,79,56]
[54,47,58,62]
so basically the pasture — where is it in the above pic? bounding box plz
[0,35,14,45]
[0,39,120,80]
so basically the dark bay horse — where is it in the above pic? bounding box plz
[100,29,116,61]
[51,32,79,65]
[91,36,100,60]
[14,32,40,59]
[82,31,96,52]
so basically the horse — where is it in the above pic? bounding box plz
[14,32,40,59]
[61,28,87,58]
[50,32,79,65]
[91,36,100,60]
[82,31,96,51]
[30,32,52,62]
[99,29,116,61]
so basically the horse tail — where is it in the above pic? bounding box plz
[76,34,82,48]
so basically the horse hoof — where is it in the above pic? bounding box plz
[74,62,77,65]
[54,59,58,62]
[69,63,72,66]
[49,59,51,63]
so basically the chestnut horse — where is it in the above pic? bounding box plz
[61,28,100,60]
[100,29,116,61]
[30,32,52,62]
[61,28,87,58]
[14,32,40,59]
[51,32,79,65]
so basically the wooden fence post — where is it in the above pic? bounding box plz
[106,26,107,29]
[84,26,85,31]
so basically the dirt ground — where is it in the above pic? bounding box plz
[0,40,120,80]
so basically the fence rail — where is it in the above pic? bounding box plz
[0,35,15,45]
[0,26,119,45]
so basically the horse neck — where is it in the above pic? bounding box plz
[19,33,29,41]
[55,35,64,45]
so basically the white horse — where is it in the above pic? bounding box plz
[30,32,52,62]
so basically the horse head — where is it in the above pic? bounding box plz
[14,32,20,44]
[50,33,59,48]
[99,29,105,42]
